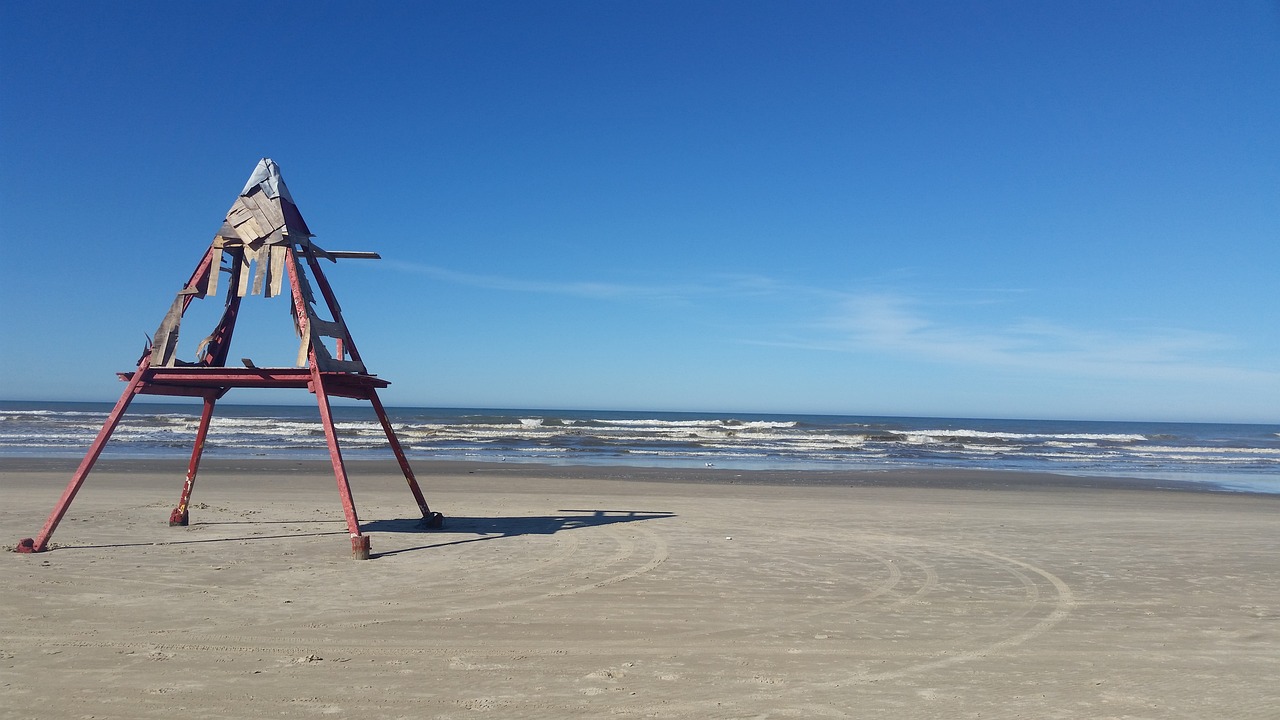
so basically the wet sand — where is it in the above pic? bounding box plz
[2,459,1277,718]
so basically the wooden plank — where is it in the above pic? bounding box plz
[227,198,267,243]
[295,310,312,366]
[213,222,241,245]
[317,356,368,374]
[149,295,185,367]
[309,330,334,369]
[204,248,223,297]
[236,249,252,297]
[295,264,316,305]
[250,245,267,296]
[243,190,285,231]
[267,245,287,298]
[309,317,346,338]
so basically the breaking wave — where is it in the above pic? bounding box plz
[2,403,1277,492]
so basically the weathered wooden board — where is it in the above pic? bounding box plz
[267,245,287,297]
[204,248,223,297]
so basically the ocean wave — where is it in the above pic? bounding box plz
[3,403,1277,492]
[728,420,799,429]
[898,429,1147,443]
[1130,445,1280,456]
[0,409,107,419]
[594,418,728,428]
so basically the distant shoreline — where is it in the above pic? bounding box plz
[0,456,1231,494]
[4,402,1276,495]
[0,398,1271,426]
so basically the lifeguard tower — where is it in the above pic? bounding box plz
[15,159,443,559]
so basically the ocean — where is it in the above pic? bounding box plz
[1,400,1277,494]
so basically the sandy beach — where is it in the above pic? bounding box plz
[2,459,1277,719]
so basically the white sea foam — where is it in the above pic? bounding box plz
[733,421,799,429]
[627,449,766,459]
[596,418,726,428]
[899,429,1147,443]
[4,404,1277,493]
[1019,450,1117,461]
[0,410,106,419]
[1131,445,1280,456]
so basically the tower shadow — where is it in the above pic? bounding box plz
[362,509,676,558]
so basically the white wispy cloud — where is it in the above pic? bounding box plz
[385,260,1275,387]
[819,292,1275,383]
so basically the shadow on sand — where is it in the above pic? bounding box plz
[364,509,676,558]
[48,509,675,557]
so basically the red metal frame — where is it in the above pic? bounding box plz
[15,242,441,559]
[14,357,151,554]
[169,395,216,526]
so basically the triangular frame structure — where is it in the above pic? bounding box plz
[16,159,443,560]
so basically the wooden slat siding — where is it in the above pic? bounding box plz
[288,284,368,374]
[309,333,366,374]
[309,317,346,339]
[300,294,329,368]
[250,244,268,296]
[295,332,310,367]
[283,248,313,369]
[236,249,252,297]
[289,268,309,367]
[289,292,304,338]
[222,246,244,300]
[228,198,267,243]
[225,202,255,241]
[310,328,335,369]
[289,303,308,363]
[244,190,285,233]
[310,263,344,315]
[294,260,316,305]
[267,245,287,297]
[300,247,369,367]
[214,222,240,244]
[149,295,185,366]
[318,357,367,374]
[305,308,366,373]
[340,358,367,373]
[243,194,276,239]
[204,248,224,297]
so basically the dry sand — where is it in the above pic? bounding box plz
[2,459,1277,719]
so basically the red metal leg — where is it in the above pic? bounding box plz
[15,358,151,553]
[303,248,439,529]
[310,365,368,558]
[170,395,216,526]
[367,389,440,527]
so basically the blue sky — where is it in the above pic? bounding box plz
[2,1,1277,422]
